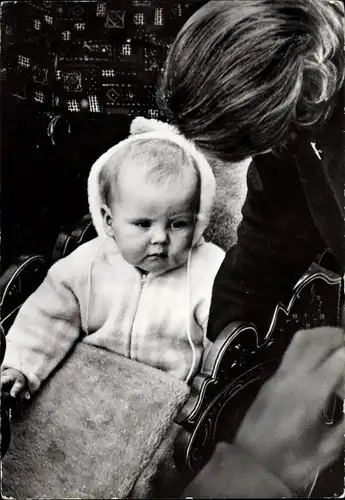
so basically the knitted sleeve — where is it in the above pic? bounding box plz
[2,260,81,393]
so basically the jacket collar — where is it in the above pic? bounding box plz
[294,140,345,271]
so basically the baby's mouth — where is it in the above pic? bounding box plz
[147,253,167,259]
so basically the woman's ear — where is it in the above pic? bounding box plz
[101,204,115,238]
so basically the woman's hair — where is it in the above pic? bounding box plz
[158,0,344,162]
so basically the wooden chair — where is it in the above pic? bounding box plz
[175,259,343,472]
[1,216,343,495]
[0,255,47,334]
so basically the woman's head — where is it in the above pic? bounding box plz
[158,0,344,162]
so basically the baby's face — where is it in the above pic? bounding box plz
[104,166,198,274]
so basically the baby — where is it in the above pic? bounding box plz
[1,117,225,398]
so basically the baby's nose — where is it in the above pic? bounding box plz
[150,225,168,244]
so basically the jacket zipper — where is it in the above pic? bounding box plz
[128,273,147,359]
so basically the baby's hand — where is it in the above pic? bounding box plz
[1,368,29,398]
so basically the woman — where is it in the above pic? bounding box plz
[158,0,344,335]
[157,0,345,496]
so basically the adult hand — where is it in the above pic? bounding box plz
[235,327,345,494]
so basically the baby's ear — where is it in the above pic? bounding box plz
[100,205,114,238]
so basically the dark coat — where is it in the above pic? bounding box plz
[207,90,344,339]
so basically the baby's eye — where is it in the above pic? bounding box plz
[134,220,151,229]
[170,220,189,229]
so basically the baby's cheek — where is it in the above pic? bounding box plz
[171,232,188,251]
[120,239,147,265]
[127,244,146,260]
[185,230,196,251]
[171,242,193,266]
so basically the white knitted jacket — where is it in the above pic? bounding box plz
[3,117,225,392]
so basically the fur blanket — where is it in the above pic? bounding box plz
[205,157,250,250]
[2,343,190,499]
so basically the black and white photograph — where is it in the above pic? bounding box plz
[0,0,344,498]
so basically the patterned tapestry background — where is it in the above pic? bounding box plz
[1,0,204,117]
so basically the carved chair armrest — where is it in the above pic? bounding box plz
[174,262,344,474]
[0,256,47,458]
[174,321,275,472]
[1,322,12,459]
[0,323,5,367]
[176,321,257,425]
[52,214,96,263]
[0,255,47,334]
